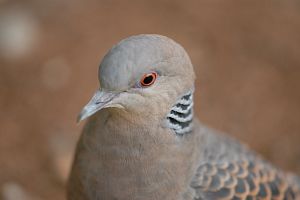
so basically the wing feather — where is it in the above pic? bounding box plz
[190,159,300,200]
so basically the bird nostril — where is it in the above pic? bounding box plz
[95,101,103,105]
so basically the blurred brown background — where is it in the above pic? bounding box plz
[0,0,300,199]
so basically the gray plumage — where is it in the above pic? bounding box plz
[68,34,300,200]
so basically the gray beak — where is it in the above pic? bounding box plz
[77,89,119,122]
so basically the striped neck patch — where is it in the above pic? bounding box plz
[166,89,194,135]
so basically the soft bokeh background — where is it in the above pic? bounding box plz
[1,0,300,199]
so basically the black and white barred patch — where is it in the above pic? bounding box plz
[166,89,194,135]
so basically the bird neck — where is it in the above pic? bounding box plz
[166,89,194,135]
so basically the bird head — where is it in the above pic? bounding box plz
[78,34,195,123]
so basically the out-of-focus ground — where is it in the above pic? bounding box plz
[0,0,300,199]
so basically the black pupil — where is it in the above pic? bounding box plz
[143,75,154,85]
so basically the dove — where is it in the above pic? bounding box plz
[67,34,300,200]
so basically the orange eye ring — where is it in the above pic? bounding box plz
[140,72,157,87]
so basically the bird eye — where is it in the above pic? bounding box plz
[139,72,157,87]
